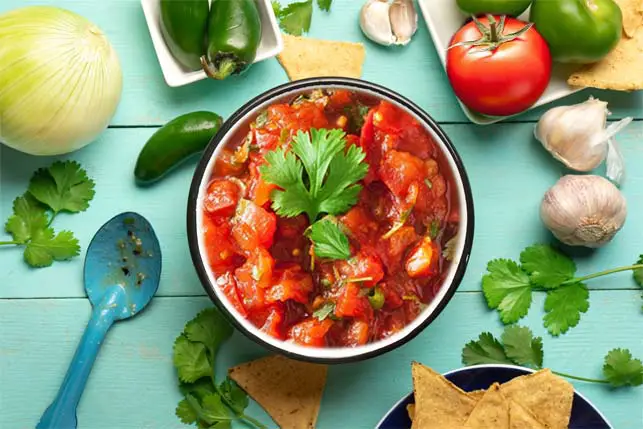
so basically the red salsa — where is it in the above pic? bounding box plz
[201,90,460,347]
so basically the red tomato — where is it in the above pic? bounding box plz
[231,199,277,253]
[380,150,425,196]
[248,161,277,207]
[265,264,314,304]
[202,216,237,272]
[204,179,241,217]
[288,318,333,347]
[446,16,551,117]
[235,248,274,289]
[249,304,284,339]
[337,250,385,287]
[218,272,247,317]
[405,237,438,278]
[334,283,373,320]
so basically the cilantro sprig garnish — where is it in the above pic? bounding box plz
[174,308,267,429]
[482,244,643,335]
[463,326,643,388]
[272,0,332,36]
[260,128,368,260]
[1,161,95,268]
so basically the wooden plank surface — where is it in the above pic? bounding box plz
[1,292,642,429]
[0,0,641,126]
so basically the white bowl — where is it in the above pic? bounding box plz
[417,0,584,125]
[141,0,283,87]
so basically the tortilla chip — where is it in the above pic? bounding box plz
[407,403,415,421]
[228,355,328,429]
[411,362,479,429]
[567,25,643,91]
[615,0,643,37]
[509,400,548,429]
[463,383,510,428]
[500,369,573,429]
[277,34,366,81]
[468,389,486,401]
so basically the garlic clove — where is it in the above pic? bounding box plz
[360,0,396,46]
[389,0,418,45]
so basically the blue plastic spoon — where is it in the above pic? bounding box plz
[37,212,162,429]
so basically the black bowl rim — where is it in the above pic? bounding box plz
[187,77,475,364]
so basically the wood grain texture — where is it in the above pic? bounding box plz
[1,293,641,429]
[2,123,642,298]
[0,0,641,126]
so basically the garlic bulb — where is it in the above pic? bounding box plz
[541,175,626,248]
[534,97,632,185]
[359,0,418,46]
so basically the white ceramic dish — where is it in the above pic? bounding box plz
[417,0,584,125]
[141,0,283,87]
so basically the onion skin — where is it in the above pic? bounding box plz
[0,6,122,156]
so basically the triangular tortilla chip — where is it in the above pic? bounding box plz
[468,389,486,401]
[277,34,366,81]
[411,362,479,429]
[567,25,643,91]
[509,400,548,429]
[500,369,573,429]
[615,0,643,37]
[228,355,328,429]
[463,383,510,428]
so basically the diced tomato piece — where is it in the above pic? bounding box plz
[345,134,360,147]
[234,265,266,311]
[338,250,385,287]
[217,272,247,317]
[204,179,241,217]
[339,206,378,244]
[386,226,419,266]
[380,150,425,196]
[202,215,237,273]
[248,161,277,207]
[288,318,333,347]
[334,283,373,320]
[346,320,370,346]
[360,109,379,184]
[293,103,330,130]
[276,215,309,238]
[271,215,309,263]
[405,237,438,278]
[379,282,404,310]
[214,148,247,176]
[329,89,353,108]
[249,304,284,339]
[396,125,437,160]
[235,248,274,290]
[265,264,314,304]
[372,101,414,134]
[231,199,277,252]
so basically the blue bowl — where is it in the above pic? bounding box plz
[376,364,612,429]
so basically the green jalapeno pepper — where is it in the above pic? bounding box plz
[201,0,262,80]
[159,0,209,70]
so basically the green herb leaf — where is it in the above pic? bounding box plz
[603,348,643,387]
[633,255,643,287]
[28,161,95,214]
[23,229,80,267]
[271,0,282,16]
[260,128,367,222]
[482,259,532,324]
[520,244,576,289]
[462,332,514,366]
[173,336,212,383]
[179,379,216,400]
[201,394,232,424]
[219,378,249,414]
[317,0,332,11]
[277,0,313,36]
[184,308,234,356]
[313,302,336,321]
[543,282,590,336]
[307,217,351,260]
[176,398,199,425]
[4,194,48,243]
[501,325,543,369]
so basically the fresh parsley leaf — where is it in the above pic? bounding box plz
[543,282,590,336]
[307,217,350,260]
[313,302,336,321]
[173,335,212,383]
[4,194,48,243]
[277,0,313,35]
[520,244,576,289]
[260,128,367,222]
[501,325,543,368]
[23,229,80,267]
[219,378,249,414]
[462,332,514,366]
[201,394,232,424]
[184,308,233,356]
[271,0,282,15]
[482,259,532,324]
[176,398,199,425]
[317,0,332,11]
[603,348,643,387]
[180,379,216,400]
[28,161,95,214]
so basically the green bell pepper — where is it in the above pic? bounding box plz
[456,0,533,17]
[530,0,622,64]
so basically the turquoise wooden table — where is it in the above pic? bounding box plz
[1,1,642,428]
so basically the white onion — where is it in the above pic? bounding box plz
[0,6,122,156]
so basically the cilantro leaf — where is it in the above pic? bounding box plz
[307,217,350,260]
[260,128,367,222]
[501,325,543,368]
[543,282,589,336]
[5,194,48,243]
[219,378,249,415]
[313,302,336,321]
[482,259,532,324]
[23,229,80,267]
[462,332,514,366]
[28,160,95,214]
[271,0,282,15]
[176,398,199,425]
[520,244,576,289]
[201,394,232,424]
[184,308,233,356]
[603,348,643,387]
[277,0,313,35]
[173,336,212,383]
[633,255,643,287]
[180,379,216,400]
[317,0,332,11]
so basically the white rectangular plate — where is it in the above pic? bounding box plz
[141,0,283,87]
[418,0,583,125]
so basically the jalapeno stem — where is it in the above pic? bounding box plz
[201,55,238,80]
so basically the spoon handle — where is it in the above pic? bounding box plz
[37,287,123,429]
